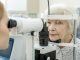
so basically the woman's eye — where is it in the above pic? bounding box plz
[55,21,63,24]
[47,21,51,24]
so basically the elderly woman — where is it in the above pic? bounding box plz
[43,4,80,60]
[0,2,9,50]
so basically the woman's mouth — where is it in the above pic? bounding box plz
[49,34,58,36]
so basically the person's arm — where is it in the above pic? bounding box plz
[0,2,9,50]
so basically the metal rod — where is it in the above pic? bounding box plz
[47,0,50,15]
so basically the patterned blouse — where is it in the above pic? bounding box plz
[56,38,80,60]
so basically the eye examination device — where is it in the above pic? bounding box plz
[7,0,78,60]
[8,17,43,33]
[7,17,57,60]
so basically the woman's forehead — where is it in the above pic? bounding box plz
[48,19,68,22]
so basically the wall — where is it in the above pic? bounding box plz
[27,0,39,17]
[39,0,80,15]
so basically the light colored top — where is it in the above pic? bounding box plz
[56,38,80,60]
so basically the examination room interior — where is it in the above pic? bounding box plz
[0,0,80,60]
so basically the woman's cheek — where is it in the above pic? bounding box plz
[0,25,9,49]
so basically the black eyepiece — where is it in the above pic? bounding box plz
[8,19,17,28]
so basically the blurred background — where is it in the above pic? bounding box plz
[0,0,80,38]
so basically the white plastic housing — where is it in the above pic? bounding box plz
[10,17,43,33]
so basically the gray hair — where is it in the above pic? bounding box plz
[42,3,79,34]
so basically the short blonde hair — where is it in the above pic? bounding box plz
[0,2,8,25]
[42,3,79,34]
[0,2,4,19]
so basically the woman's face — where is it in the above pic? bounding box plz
[47,20,70,42]
[0,8,9,49]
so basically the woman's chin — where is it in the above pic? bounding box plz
[49,35,59,41]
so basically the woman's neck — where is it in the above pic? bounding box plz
[62,34,73,43]
[59,34,73,48]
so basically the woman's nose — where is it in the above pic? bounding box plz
[48,24,56,31]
